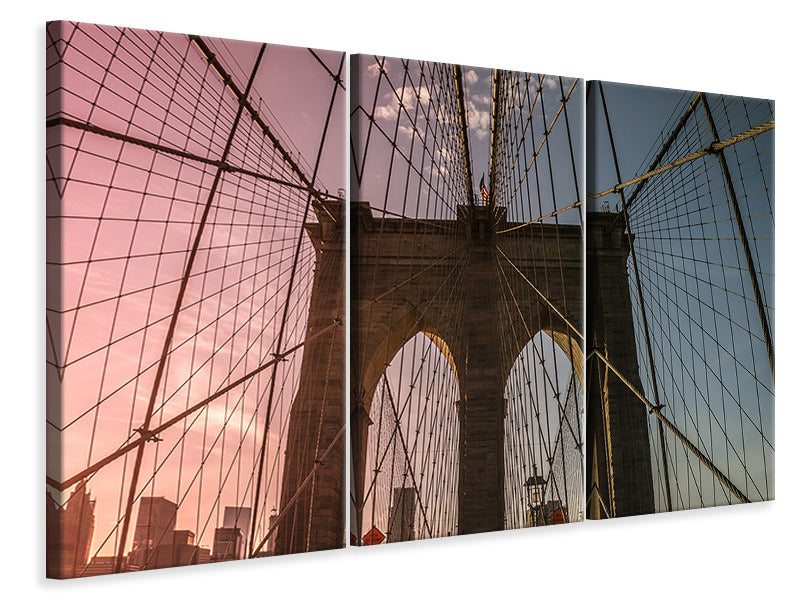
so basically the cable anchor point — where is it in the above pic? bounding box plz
[133,427,163,443]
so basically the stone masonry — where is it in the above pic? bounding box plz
[275,202,653,551]
[352,202,582,536]
[586,211,655,518]
[274,200,345,555]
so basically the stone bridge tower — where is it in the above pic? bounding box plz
[274,200,346,555]
[273,201,655,553]
[586,211,655,518]
[351,202,582,536]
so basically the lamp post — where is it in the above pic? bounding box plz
[524,466,546,526]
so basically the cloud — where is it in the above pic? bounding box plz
[374,103,399,121]
[393,85,430,107]
[435,146,452,163]
[467,99,491,141]
[464,70,479,85]
[398,125,416,138]
[542,76,559,91]
[366,62,381,78]
[373,85,431,122]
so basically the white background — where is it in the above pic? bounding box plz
[4,1,796,597]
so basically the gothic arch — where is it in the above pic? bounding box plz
[351,202,583,536]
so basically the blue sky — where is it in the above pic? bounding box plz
[588,81,775,510]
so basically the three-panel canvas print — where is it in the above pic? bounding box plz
[45,20,775,578]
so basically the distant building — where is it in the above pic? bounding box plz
[147,530,204,570]
[129,496,177,569]
[172,529,195,546]
[222,506,251,559]
[212,527,243,562]
[46,481,95,579]
[388,487,415,543]
[266,514,278,555]
[195,546,211,564]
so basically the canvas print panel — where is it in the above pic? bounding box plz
[46,21,346,577]
[585,81,774,517]
[350,55,585,545]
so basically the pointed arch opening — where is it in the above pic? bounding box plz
[357,331,461,544]
[503,331,584,529]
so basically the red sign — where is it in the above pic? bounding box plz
[362,526,385,545]
[549,507,566,525]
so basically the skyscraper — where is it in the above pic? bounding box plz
[222,506,251,559]
[45,481,95,578]
[388,487,416,543]
[129,497,177,569]
[212,527,242,562]
[266,514,278,555]
[148,530,202,570]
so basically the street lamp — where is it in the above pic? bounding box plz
[524,466,546,526]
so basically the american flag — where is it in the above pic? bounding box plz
[479,174,490,204]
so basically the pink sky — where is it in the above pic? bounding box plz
[46,21,344,560]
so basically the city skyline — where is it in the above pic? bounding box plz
[48,482,266,577]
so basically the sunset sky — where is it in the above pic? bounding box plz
[46,22,345,561]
